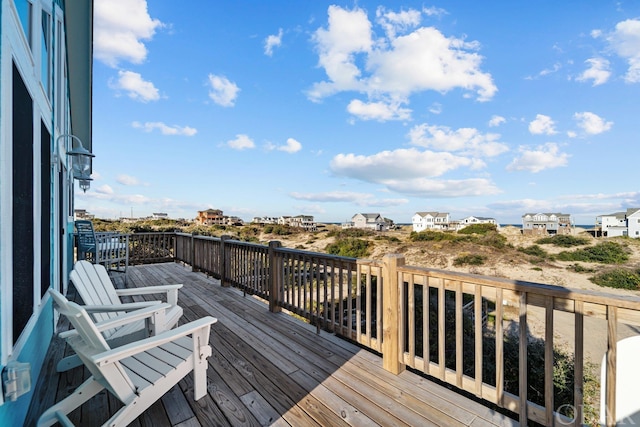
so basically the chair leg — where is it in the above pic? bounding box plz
[192,327,212,400]
[56,354,83,372]
[37,377,103,427]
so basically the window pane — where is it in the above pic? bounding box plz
[15,0,32,46]
[41,10,51,97]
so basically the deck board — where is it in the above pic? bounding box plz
[25,262,518,427]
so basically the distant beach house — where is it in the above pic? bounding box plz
[412,212,450,232]
[345,213,389,231]
[454,216,498,231]
[151,212,169,220]
[196,209,244,226]
[287,215,317,231]
[196,209,225,225]
[275,215,317,231]
[597,208,640,238]
[522,212,572,235]
[252,216,279,225]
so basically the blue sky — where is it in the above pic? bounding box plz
[80,0,640,224]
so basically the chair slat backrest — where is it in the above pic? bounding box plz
[75,220,97,261]
[71,260,122,324]
[49,289,111,352]
[48,289,138,402]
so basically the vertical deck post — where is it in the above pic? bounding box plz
[190,233,196,271]
[220,235,231,287]
[382,254,405,375]
[268,240,282,313]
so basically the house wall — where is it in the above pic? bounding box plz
[628,213,640,238]
[0,1,88,423]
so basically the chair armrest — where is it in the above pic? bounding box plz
[92,316,217,367]
[82,301,161,313]
[59,303,172,340]
[115,283,183,296]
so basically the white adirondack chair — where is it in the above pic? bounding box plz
[56,260,184,372]
[39,289,216,427]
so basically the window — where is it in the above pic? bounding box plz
[15,0,33,47]
[12,62,35,344]
[41,9,51,98]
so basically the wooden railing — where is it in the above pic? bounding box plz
[128,232,175,265]
[121,232,640,426]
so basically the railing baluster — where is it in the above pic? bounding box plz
[544,296,554,426]
[455,281,463,388]
[519,292,528,424]
[408,273,415,367]
[496,288,504,407]
[474,284,482,398]
[423,275,430,376]
[574,300,584,427]
[438,278,445,381]
[606,305,617,427]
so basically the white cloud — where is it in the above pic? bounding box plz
[94,0,162,67]
[507,143,569,173]
[330,148,475,182]
[226,134,255,150]
[347,99,411,121]
[280,138,302,153]
[528,114,557,135]
[375,6,422,39]
[95,184,114,195]
[422,6,448,17]
[267,138,302,153]
[116,174,141,186]
[208,74,240,107]
[110,70,160,102]
[429,103,442,114]
[488,115,506,127]
[132,121,197,136]
[289,191,408,206]
[264,28,283,56]
[573,112,613,135]
[524,63,561,80]
[308,5,496,121]
[408,124,508,157]
[383,177,501,197]
[606,19,640,83]
[576,58,611,86]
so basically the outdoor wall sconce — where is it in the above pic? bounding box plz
[54,134,95,193]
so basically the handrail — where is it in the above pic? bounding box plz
[108,231,639,426]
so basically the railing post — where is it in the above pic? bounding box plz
[268,240,282,313]
[190,233,196,271]
[382,254,405,375]
[220,235,231,287]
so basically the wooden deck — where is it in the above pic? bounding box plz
[26,262,518,426]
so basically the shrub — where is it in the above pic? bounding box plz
[457,223,497,235]
[590,268,640,290]
[409,230,467,242]
[327,228,375,238]
[325,238,370,258]
[518,244,548,258]
[263,224,300,235]
[556,241,629,264]
[375,235,401,243]
[453,254,486,266]
[567,263,595,273]
[475,231,508,249]
[536,234,590,247]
